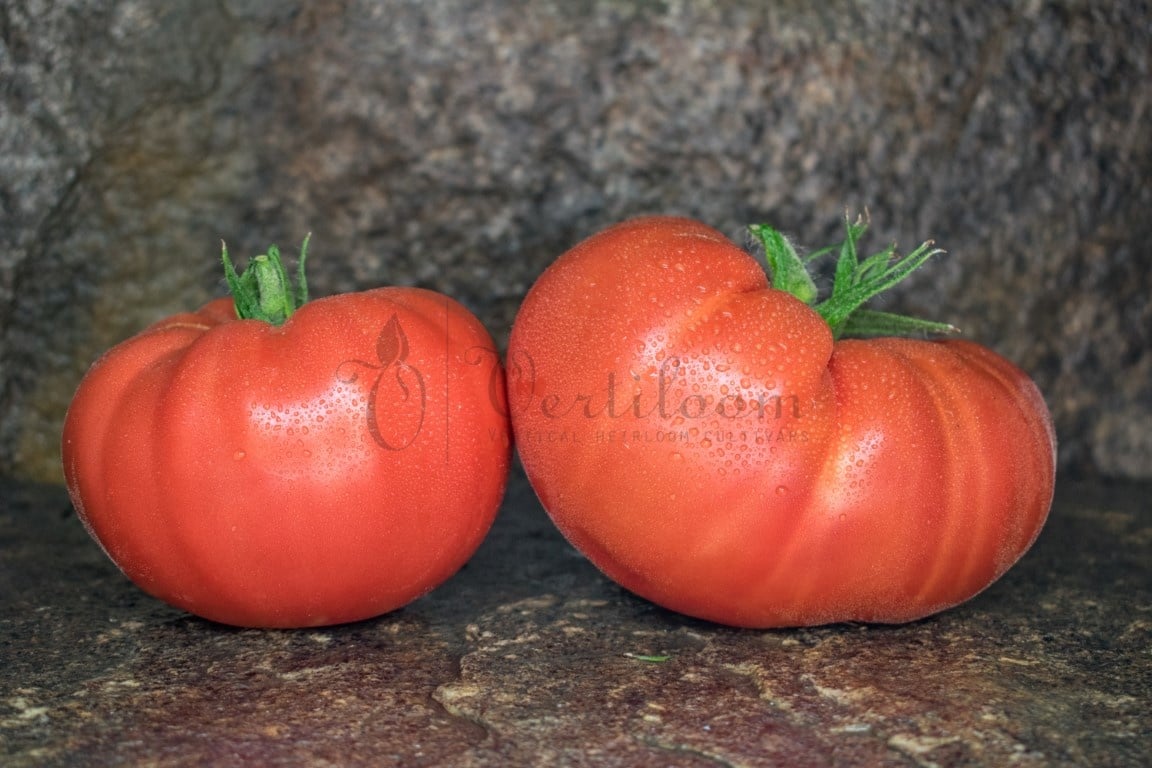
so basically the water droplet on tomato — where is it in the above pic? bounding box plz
[233,450,246,461]
[838,513,847,522]
[775,485,788,495]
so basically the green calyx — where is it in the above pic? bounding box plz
[749,213,958,340]
[222,234,311,325]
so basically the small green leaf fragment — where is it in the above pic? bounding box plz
[841,309,960,338]
[749,224,818,305]
[222,241,259,321]
[831,213,865,298]
[295,232,311,308]
[623,653,671,663]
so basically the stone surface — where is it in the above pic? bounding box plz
[2,470,1150,766]
[1,0,1150,482]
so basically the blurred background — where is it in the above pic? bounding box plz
[1,0,1149,484]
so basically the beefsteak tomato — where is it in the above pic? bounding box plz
[62,238,510,628]
[507,215,1055,628]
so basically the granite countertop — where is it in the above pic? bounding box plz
[1,470,1149,767]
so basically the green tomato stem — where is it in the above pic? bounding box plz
[750,213,958,340]
[222,234,311,325]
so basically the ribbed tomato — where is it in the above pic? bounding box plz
[507,216,1055,628]
[63,240,510,627]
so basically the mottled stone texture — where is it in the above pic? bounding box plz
[2,472,1150,765]
[1,0,1150,481]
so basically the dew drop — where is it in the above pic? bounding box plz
[775,485,788,495]
[838,513,848,522]
[233,450,247,461]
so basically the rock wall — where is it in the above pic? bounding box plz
[2,0,1149,481]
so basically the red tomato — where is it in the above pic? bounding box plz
[63,242,510,628]
[507,216,1055,628]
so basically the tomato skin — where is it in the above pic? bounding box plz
[507,216,1056,628]
[63,288,510,628]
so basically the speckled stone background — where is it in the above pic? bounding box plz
[2,4,1152,764]
[2,472,1150,765]
[1,0,1149,482]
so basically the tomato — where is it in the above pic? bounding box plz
[507,215,1056,628]
[62,239,510,628]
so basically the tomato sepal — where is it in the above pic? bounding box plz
[222,234,311,325]
[751,213,958,340]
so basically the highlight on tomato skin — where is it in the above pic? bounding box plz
[507,214,1056,629]
[61,238,513,629]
